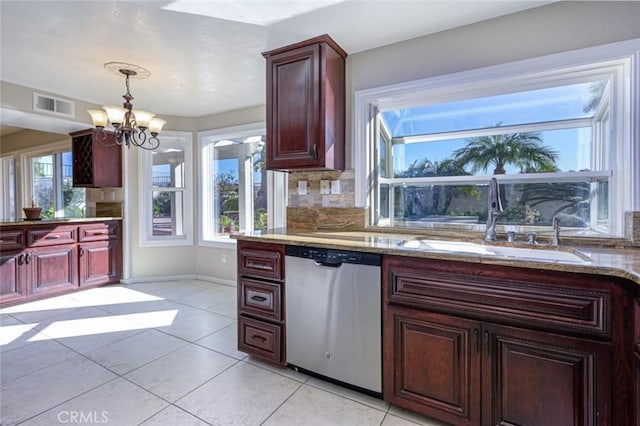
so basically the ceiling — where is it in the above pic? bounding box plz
[1,0,553,127]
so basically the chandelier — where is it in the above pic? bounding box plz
[87,62,165,150]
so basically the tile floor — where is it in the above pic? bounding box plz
[1,280,447,426]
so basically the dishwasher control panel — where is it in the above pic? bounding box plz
[285,245,381,266]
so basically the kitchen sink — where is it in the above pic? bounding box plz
[399,239,591,264]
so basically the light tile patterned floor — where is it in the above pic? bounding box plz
[1,280,448,425]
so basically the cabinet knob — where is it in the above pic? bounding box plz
[25,253,32,264]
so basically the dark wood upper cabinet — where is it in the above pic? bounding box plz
[70,129,122,187]
[263,34,346,171]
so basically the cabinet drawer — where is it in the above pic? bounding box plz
[387,264,611,338]
[238,316,284,364]
[79,222,118,241]
[239,278,282,321]
[0,228,25,251]
[27,226,77,247]
[238,243,284,281]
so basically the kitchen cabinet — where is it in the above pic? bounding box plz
[70,128,122,188]
[0,220,122,306]
[383,255,629,426]
[78,222,121,287]
[262,34,346,171]
[237,240,286,364]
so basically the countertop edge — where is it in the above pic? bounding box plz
[232,232,640,286]
[1,217,123,226]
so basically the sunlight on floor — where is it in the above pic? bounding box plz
[29,310,179,341]
[0,287,164,315]
[0,323,39,346]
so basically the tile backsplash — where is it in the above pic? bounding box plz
[288,169,356,208]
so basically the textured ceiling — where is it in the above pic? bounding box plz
[1,0,553,121]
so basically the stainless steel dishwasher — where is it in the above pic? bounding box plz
[285,245,382,394]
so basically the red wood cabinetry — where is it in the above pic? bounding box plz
[237,240,286,364]
[383,255,631,426]
[263,34,346,171]
[0,220,122,306]
[71,129,122,188]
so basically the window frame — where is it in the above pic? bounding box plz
[198,122,287,248]
[16,140,84,219]
[138,130,194,247]
[354,38,640,237]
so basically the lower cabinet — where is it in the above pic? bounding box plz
[236,240,286,364]
[29,245,78,295]
[0,250,29,304]
[0,221,122,306]
[79,241,119,287]
[383,255,625,426]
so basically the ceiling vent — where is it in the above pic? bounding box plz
[33,92,75,117]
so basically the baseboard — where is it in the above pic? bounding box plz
[195,275,237,287]
[120,274,236,287]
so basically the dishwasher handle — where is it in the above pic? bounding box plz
[313,260,342,268]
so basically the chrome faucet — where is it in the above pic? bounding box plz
[484,177,503,241]
[551,216,561,246]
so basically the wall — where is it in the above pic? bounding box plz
[0,129,69,154]
[345,1,640,167]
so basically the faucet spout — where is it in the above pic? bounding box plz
[485,177,503,242]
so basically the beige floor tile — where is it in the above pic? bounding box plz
[245,355,310,382]
[196,322,248,360]
[0,354,116,425]
[125,343,237,402]
[176,361,301,425]
[306,376,389,412]
[0,339,77,384]
[140,405,210,426]
[381,413,423,425]
[263,383,386,426]
[153,307,235,342]
[387,405,451,425]
[20,377,168,426]
[86,329,187,374]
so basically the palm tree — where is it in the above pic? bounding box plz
[453,126,558,175]
[398,157,474,216]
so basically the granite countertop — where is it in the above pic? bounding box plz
[232,228,640,285]
[0,217,123,226]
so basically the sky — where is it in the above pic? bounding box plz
[381,80,602,176]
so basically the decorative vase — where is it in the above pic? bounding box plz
[23,207,42,220]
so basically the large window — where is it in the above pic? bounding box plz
[357,40,638,237]
[199,124,287,244]
[27,150,85,218]
[139,131,193,246]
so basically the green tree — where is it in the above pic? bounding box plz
[453,126,558,175]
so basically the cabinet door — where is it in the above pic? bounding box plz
[71,129,121,188]
[79,241,119,287]
[384,307,481,426]
[29,245,78,295]
[483,324,612,426]
[0,251,28,304]
[266,43,321,169]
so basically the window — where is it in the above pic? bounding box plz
[0,156,17,221]
[26,150,85,218]
[199,123,287,245]
[139,131,193,246]
[356,40,638,237]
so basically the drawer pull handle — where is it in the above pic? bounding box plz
[45,235,61,239]
[79,248,85,257]
[251,335,267,342]
[250,295,267,302]
[91,231,107,235]
[25,253,32,264]
[247,261,272,270]
[17,253,24,265]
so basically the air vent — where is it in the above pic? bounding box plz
[33,92,75,117]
